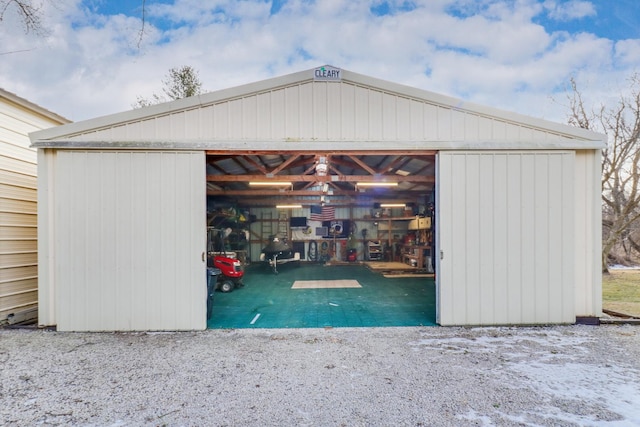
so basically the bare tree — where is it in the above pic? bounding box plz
[133,65,203,108]
[0,0,48,34]
[567,75,640,272]
[1,0,147,41]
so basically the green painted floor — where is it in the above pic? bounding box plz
[207,264,437,329]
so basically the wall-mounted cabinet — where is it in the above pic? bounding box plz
[408,217,431,230]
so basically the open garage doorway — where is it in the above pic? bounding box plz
[205,151,437,328]
[208,264,436,328]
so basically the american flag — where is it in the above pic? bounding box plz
[310,205,335,221]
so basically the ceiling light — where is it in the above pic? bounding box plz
[380,203,406,208]
[249,181,292,186]
[276,204,302,209]
[316,156,328,177]
[356,182,398,187]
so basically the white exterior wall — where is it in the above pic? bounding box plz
[55,79,590,147]
[0,93,66,323]
[438,151,576,326]
[38,150,206,331]
[574,150,602,317]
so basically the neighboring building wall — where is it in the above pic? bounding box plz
[437,151,577,326]
[0,90,68,324]
[38,150,206,331]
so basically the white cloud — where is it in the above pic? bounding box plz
[615,39,640,67]
[0,0,637,124]
[544,0,597,21]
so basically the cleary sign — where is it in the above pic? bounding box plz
[314,66,341,81]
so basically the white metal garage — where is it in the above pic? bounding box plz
[30,65,605,331]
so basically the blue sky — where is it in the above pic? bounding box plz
[1,0,639,123]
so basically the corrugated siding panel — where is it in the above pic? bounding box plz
[1,97,64,323]
[313,82,328,139]
[574,150,602,316]
[438,151,575,326]
[340,84,355,140]
[52,150,205,331]
[327,82,342,140]
[58,81,584,145]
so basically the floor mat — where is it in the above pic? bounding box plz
[292,279,362,289]
[208,264,436,329]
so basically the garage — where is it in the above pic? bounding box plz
[30,65,605,332]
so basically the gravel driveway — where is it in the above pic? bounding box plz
[1,325,639,426]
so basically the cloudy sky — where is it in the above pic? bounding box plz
[1,0,639,124]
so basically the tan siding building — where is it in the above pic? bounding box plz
[0,89,69,324]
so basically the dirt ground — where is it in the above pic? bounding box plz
[1,325,640,426]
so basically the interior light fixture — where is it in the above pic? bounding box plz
[276,204,302,209]
[315,156,328,177]
[249,181,292,186]
[356,182,399,187]
[380,203,406,208]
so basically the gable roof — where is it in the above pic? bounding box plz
[30,65,605,150]
[1,88,70,125]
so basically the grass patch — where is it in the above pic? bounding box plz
[602,269,640,317]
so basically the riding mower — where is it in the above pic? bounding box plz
[210,253,244,292]
[207,227,245,292]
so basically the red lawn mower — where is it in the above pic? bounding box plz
[207,227,244,292]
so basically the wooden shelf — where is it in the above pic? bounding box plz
[401,244,431,269]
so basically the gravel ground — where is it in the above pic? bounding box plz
[1,324,639,426]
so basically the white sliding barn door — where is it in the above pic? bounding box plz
[43,150,206,331]
[437,151,575,326]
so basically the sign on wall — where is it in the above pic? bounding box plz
[314,66,341,81]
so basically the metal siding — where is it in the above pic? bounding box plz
[1,97,65,323]
[49,80,603,149]
[256,92,271,139]
[52,150,205,331]
[409,99,423,140]
[184,109,201,140]
[506,155,523,321]
[327,82,342,140]
[438,151,575,326]
[491,154,509,323]
[201,106,215,138]
[313,83,328,140]
[437,106,452,140]
[451,110,465,141]
[354,85,370,139]
[271,89,286,139]
[340,83,355,140]
[464,113,479,141]
[242,95,258,140]
[382,92,397,140]
[423,103,438,140]
[396,96,411,140]
[493,120,507,141]
[297,84,314,138]
[368,89,383,140]
[574,150,602,316]
[284,86,300,139]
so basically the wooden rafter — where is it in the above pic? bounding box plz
[347,155,377,175]
[206,174,434,183]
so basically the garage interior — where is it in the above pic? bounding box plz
[205,150,437,328]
